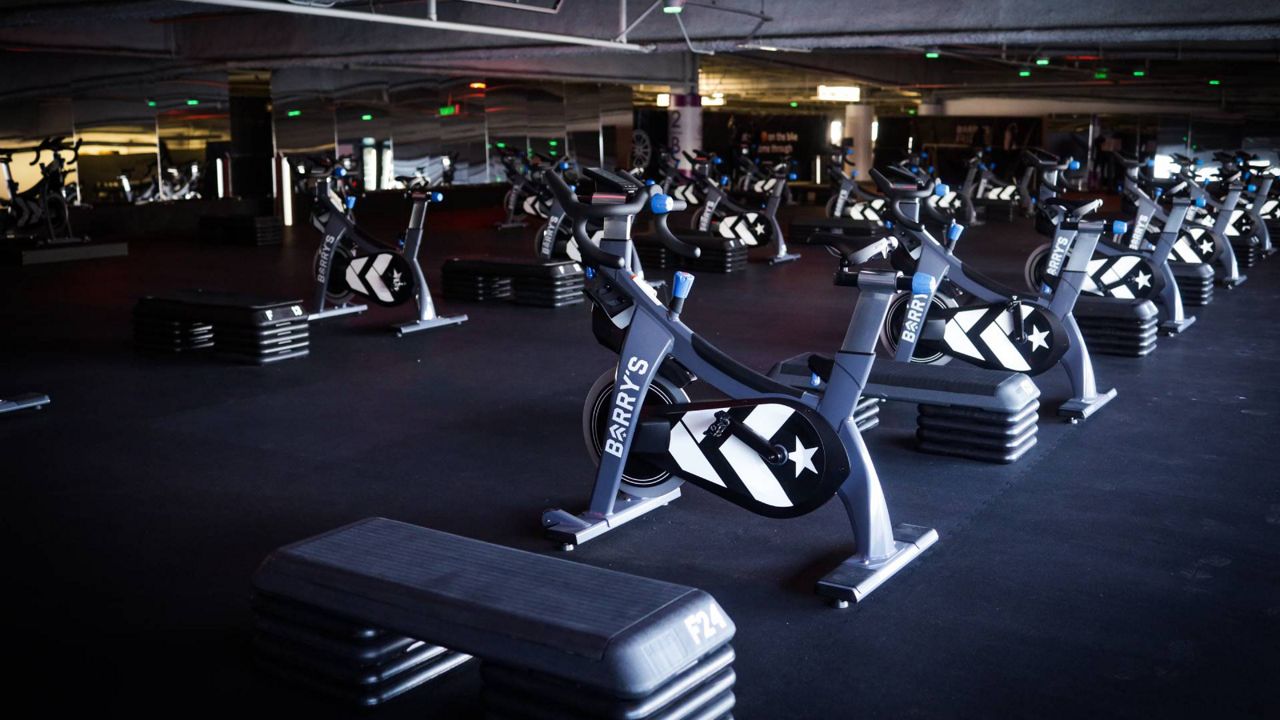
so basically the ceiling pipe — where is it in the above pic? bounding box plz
[173,0,653,53]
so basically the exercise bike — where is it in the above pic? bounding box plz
[305,159,467,336]
[1024,154,1198,334]
[685,151,800,265]
[0,136,85,245]
[873,165,1117,420]
[1166,154,1247,287]
[539,167,937,607]
[824,146,888,225]
[1218,151,1274,257]
[956,147,1021,224]
[496,149,541,231]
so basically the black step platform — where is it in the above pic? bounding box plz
[768,355,1039,463]
[199,214,284,246]
[633,236,676,271]
[252,518,736,717]
[443,259,584,307]
[1170,262,1215,307]
[2,237,129,266]
[786,217,878,245]
[866,362,1042,464]
[675,234,749,274]
[133,290,309,364]
[1230,237,1263,269]
[1074,297,1160,358]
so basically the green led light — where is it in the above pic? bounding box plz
[662,5,683,13]
[1132,70,1146,77]
[147,100,156,107]
[1035,58,1050,66]
[549,140,558,147]
[549,150,558,156]
[361,113,373,121]
[1019,70,1031,78]
[438,104,457,116]
[1208,79,1221,86]
[186,99,199,106]
[496,142,506,149]
[1094,71,1108,80]
[287,109,301,117]
[925,51,940,59]
[789,101,798,108]
[908,109,917,115]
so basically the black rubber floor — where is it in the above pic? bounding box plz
[2,213,1278,718]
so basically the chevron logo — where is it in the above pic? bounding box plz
[1260,199,1278,220]
[673,183,702,205]
[930,302,1065,376]
[343,252,416,307]
[751,178,778,194]
[646,399,847,517]
[1081,255,1157,300]
[717,213,768,246]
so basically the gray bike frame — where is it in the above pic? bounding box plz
[543,215,935,605]
[892,195,1116,420]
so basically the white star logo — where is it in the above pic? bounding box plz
[1198,239,1214,255]
[791,437,818,478]
[753,222,766,236]
[1133,271,1151,289]
[1027,325,1050,352]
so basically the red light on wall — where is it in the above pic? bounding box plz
[1063,55,1101,61]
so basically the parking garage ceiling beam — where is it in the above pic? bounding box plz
[171,0,653,53]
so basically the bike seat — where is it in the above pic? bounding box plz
[810,233,896,266]
[1023,147,1063,169]
[870,167,932,199]
[1043,197,1102,219]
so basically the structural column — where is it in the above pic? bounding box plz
[843,103,875,176]
[228,71,274,200]
[669,94,703,172]
[669,53,702,173]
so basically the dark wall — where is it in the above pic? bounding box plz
[878,116,1042,184]
[703,112,828,181]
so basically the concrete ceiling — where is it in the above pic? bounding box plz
[1,0,1278,118]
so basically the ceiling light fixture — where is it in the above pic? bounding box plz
[817,85,861,102]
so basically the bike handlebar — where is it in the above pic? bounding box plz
[545,170,699,267]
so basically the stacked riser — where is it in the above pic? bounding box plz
[1074,297,1160,358]
[1230,239,1263,269]
[481,648,736,720]
[200,215,284,246]
[1170,262,1215,307]
[252,594,471,707]
[442,260,584,307]
[916,401,1040,464]
[133,291,309,364]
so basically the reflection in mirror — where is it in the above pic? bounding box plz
[0,97,77,205]
[334,89,393,193]
[485,82,532,180]
[154,73,231,201]
[527,84,567,169]
[391,81,488,186]
[72,88,159,205]
[565,84,602,169]
[600,85,634,171]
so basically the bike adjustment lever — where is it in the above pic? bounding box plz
[669,271,694,320]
